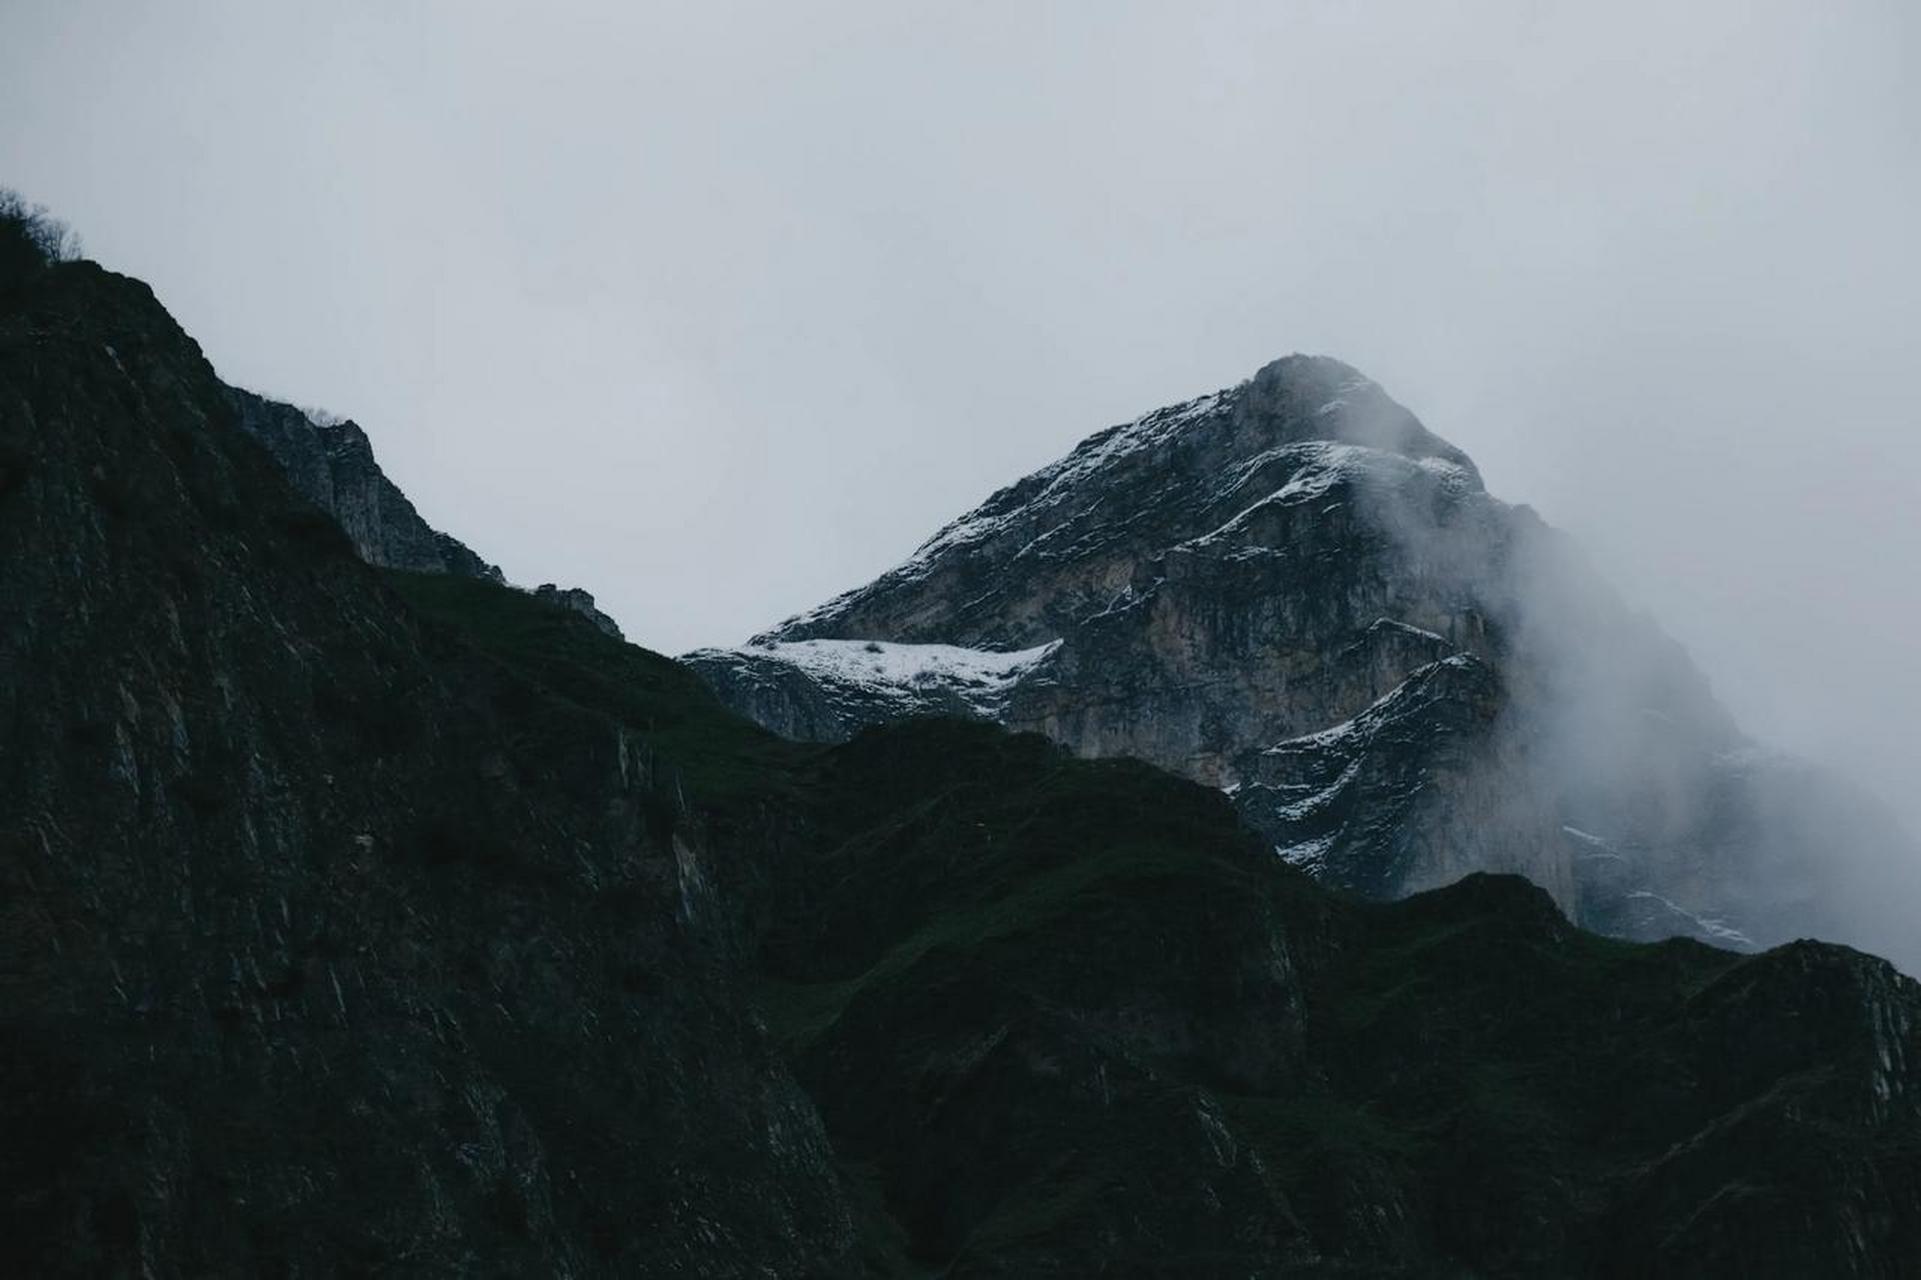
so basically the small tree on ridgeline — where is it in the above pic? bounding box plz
[0,187,83,290]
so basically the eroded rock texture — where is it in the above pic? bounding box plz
[228,385,502,580]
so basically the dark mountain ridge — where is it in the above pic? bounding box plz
[6,227,1921,1274]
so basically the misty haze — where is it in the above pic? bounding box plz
[4,3,1920,1275]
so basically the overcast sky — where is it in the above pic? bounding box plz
[4,1,1917,820]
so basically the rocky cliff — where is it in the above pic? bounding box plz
[227,385,502,580]
[689,356,1921,971]
[226,387,626,639]
[9,231,1921,1275]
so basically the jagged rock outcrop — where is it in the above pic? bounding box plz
[228,386,503,580]
[226,390,631,640]
[689,356,1921,971]
[533,582,624,639]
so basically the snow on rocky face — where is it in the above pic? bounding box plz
[688,354,1921,971]
[682,638,1059,743]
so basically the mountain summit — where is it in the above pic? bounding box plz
[689,356,1921,969]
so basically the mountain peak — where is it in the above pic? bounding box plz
[1235,353,1483,485]
[753,356,1487,649]
[699,354,1921,974]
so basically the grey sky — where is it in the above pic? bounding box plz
[4,1,1918,820]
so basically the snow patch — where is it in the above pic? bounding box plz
[1562,825,1629,865]
[1184,441,1481,552]
[1415,454,1476,492]
[1366,617,1451,646]
[694,637,1062,725]
[1275,831,1337,873]
[1623,890,1756,949]
[742,637,1058,692]
[1265,758,1364,820]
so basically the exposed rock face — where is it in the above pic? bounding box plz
[689,355,1921,970]
[533,582,624,639]
[228,386,503,580]
[227,389,630,640]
